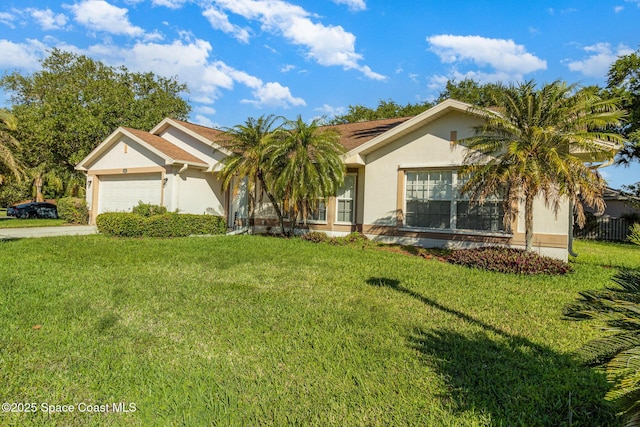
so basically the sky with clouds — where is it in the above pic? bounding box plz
[0,0,639,186]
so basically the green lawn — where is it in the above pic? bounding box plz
[0,236,635,426]
[0,218,66,229]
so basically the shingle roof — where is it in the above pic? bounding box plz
[123,127,207,165]
[158,116,412,153]
[170,119,232,147]
[322,117,413,151]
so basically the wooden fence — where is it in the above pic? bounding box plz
[574,217,634,242]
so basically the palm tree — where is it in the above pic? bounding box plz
[266,115,346,234]
[0,109,23,182]
[565,269,640,426]
[28,163,63,202]
[219,115,285,233]
[459,80,626,251]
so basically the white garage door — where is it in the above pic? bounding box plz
[98,173,162,214]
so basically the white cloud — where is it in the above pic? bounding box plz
[27,8,68,30]
[280,64,296,72]
[202,6,250,43]
[68,0,145,37]
[625,0,640,6]
[84,37,304,109]
[565,43,634,78]
[193,114,216,128]
[332,0,366,12]
[0,12,16,28]
[243,81,306,107]
[151,0,188,8]
[212,0,386,80]
[0,39,46,70]
[615,6,624,12]
[314,103,346,118]
[427,35,547,76]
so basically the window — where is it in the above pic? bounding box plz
[405,171,452,229]
[404,170,505,232]
[456,201,504,232]
[336,175,356,223]
[308,200,327,222]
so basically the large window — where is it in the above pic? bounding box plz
[336,174,356,223]
[405,170,505,232]
[405,171,452,229]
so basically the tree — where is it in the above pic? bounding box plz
[459,80,625,251]
[0,49,190,173]
[608,49,640,165]
[330,99,432,124]
[0,109,23,183]
[267,116,345,233]
[564,264,640,426]
[27,163,62,202]
[219,115,285,233]
[436,78,501,106]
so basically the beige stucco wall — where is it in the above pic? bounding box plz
[362,110,478,226]
[163,167,225,215]
[89,136,164,170]
[158,127,227,165]
[358,109,570,260]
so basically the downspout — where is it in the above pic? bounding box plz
[569,157,617,257]
[178,163,188,175]
[568,199,578,257]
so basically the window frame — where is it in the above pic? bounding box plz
[335,173,357,224]
[402,169,507,234]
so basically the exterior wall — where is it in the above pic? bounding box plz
[356,110,570,261]
[89,136,164,170]
[586,199,640,218]
[362,110,478,226]
[158,127,227,166]
[173,169,225,216]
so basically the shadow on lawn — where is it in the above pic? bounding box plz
[366,277,617,427]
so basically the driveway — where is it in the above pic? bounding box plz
[0,225,98,239]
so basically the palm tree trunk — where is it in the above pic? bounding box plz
[35,177,44,202]
[256,173,285,234]
[524,193,534,252]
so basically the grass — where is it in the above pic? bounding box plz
[0,236,636,426]
[0,218,66,229]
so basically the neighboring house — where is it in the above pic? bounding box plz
[584,187,640,219]
[77,99,614,261]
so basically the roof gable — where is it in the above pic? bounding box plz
[151,118,232,155]
[76,127,207,171]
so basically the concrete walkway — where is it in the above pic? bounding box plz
[0,225,98,239]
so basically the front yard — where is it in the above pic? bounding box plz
[0,236,635,426]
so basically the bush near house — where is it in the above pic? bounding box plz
[96,212,227,237]
[131,201,168,217]
[445,247,572,275]
[56,197,89,224]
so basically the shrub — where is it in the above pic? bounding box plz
[57,197,89,224]
[96,212,146,237]
[445,246,571,275]
[131,201,167,217]
[329,232,370,246]
[300,231,329,243]
[96,212,227,237]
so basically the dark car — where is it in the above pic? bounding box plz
[6,202,58,219]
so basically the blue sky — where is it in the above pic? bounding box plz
[0,0,639,188]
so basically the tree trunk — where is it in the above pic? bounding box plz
[524,193,534,252]
[257,173,285,235]
[35,177,44,202]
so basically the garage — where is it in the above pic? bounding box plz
[97,173,163,214]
